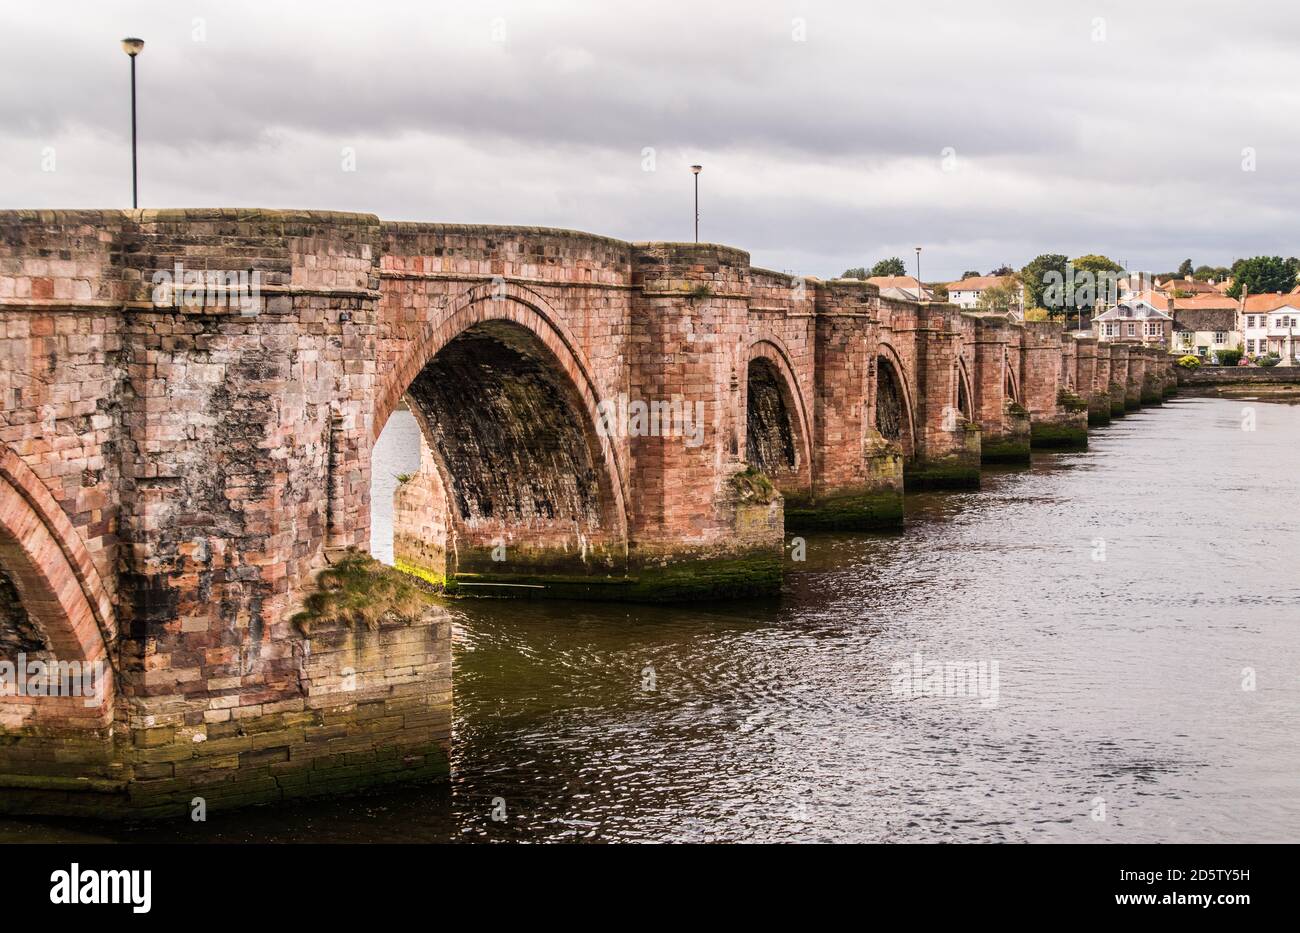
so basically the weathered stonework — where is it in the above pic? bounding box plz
[0,208,1175,816]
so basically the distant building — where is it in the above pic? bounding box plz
[1156,275,1222,296]
[945,274,1024,316]
[1242,293,1300,364]
[1170,297,1240,359]
[865,275,935,302]
[1092,291,1172,346]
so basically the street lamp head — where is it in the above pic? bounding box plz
[690,164,702,174]
[121,37,145,57]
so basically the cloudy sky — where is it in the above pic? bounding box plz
[3,0,1298,281]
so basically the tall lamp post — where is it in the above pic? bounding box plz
[691,164,702,242]
[914,246,923,301]
[121,37,145,209]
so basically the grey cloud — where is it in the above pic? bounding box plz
[2,0,1299,279]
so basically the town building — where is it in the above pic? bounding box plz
[1092,291,1173,346]
[1242,292,1300,364]
[865,275,934,302]
[946,274,1024,316]
[1170,296,1240,359]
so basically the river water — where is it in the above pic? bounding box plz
[4,395,1298,843]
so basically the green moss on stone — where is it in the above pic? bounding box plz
[1030,421,1088,450]
[292,550,437,634]
[437,550,783,603]
[905,458,981,490]
[730,465,778,504]
[980,436,1031,465]
[784,490,904,530]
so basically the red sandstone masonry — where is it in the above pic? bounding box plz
[0,208,1169,815]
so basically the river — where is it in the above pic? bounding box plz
[4,395,1297,843]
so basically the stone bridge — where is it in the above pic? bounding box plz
[0,209,1175,815]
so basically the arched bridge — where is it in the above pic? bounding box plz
[0,209,1174,815]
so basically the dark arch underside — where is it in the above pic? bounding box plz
[746,357,796,475]
[957,371,971,418]
[403,320,606,529]
[0,562,50,657]
[876,357,905,441]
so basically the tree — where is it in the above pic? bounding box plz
[988,264,1016,276]
[1193,264,1230,282]
[1020,253,1069,314]
[1069,254,1124,323]
[960,270,981,281]
[976,279,1021,314]
[1177,258,1194,277]
[870,257,907,277]
[841,266,868,280]
[1226,256,1298,298]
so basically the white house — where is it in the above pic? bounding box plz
[945,275,1023,316]
[1242,292,1300,364]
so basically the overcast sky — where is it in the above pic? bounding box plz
[3,0,1298,281]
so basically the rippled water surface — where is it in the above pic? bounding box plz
[5,396,1298,843]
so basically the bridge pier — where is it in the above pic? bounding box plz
[1087,338,1112,425]
[1108,344,1130,416]
[1124,346,1144,410]
[1022,322,1088,450]
[620,243,783,599]
[972,315,1031,464]
[785,281,903,530]
[903,307,982,488]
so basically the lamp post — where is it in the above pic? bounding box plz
[914,246,923,301]
[691,164,702,242]
[121,37,145,209]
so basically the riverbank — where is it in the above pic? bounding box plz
[1175,364,1300,401]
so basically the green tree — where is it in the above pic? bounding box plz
[1193,264,1230,282]
[989,264,1016,276]
[1020,253,1069,314]
[841,266,868,279]
[960,269,981,280]
[1177,258,1194,277]
[1227,256,1298,298]
[870,257,907,277]
[1065,255,1124,328]
[976,278,1021,314]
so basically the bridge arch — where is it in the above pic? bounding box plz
[874,342,917,461]
[0,452,114,725]
[375,283,629,585]
[956,356,975,421]
[1004,352,1022,404]
[744,337,812,493]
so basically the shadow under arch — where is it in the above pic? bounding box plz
[375,288,629,593]
[956,356,975,421]
[745,337,813,497]
[874,342,917,462]
[1004,352,1022,404]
